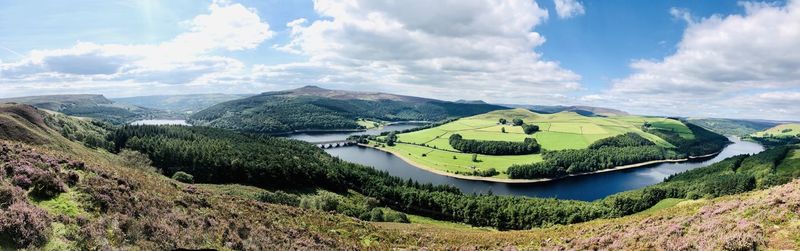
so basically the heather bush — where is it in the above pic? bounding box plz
[172,171,194,183]
[0,202,52,248]
[64,170,80,186]
[29,171,67,198]
[0,184,25,208]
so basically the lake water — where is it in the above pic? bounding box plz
[286,123,427,142]
[288,124,765,201]
[130,119,190,126]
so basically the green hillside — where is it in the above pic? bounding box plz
[189,86,507,134]
[689,118,778,136]
[0,94,169,124]
[113,93,251,114]
[752,123,800,137]
[373,108,727,179]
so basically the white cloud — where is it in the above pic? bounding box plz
[586,0,800,120]
[553,0,585,19]
[265,0,581,102]
[0,1,272,96]
[669,7,694,23]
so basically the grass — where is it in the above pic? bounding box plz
[637,198,688,214]
[403,214,494,231]
[382,108,691,178]
[751,123,800,137]
[357,118,383,129]
[30,190,86,218]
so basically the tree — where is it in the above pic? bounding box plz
[522,124,539,134]
[386,132,397,146]
[472,153,478,162]
[512,118,524,126]
[499,118,507,124]
[501,127,506,133]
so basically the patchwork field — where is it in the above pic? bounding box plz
[751,123,800,137]
[377,108,693,179]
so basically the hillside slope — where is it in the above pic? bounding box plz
[189,86,507,134]
[0,94,168,124]
[113,93,251,114]
[689,118,779,136]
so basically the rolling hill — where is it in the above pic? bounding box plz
[189,86,507,134]
[371,108,728,180]
[688,118,779,136]
[503,104,630,116]
[113,93,251,114]
[752,123,800,138]
[0,94,168,124]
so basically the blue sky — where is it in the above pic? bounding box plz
[1,0,798,120]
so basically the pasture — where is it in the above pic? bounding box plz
[752,123,800,137]
[381,108,693,179]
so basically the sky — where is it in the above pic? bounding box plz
[0,0,798,121]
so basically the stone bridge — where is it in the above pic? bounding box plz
[312,140,357,148]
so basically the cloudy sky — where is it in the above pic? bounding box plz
[0,0,798,120]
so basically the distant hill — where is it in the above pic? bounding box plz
[688,118,780,136]
[503,104,629,116]
[751,123,800,138]
[0,94,168,124]
[189,86,507,134]
[454,99,489,105]
[113,93,251,114]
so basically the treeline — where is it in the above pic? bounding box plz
[449,134,540,155]
[644,123,730,156]
[508,133,670,179]
[600,145,797,215]
[744,135,800,148]
[588,132,655,149]
[508,145,674,179]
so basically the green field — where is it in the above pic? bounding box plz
[751,123,800,137]
[379,108,692,179]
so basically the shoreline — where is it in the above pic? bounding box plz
[360,143,722,184]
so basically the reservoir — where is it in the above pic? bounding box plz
[290,124,765,201]
[130,119,190,126]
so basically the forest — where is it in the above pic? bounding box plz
[108,125,797,230]
[448,133,541,155]
[189,92,504,134]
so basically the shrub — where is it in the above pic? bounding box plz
[0,202,52,248]
[171,171,194,184]
[300,191,340,212]
[256,191,300,207]
[383,210,410,223]
[29,172,67,198]
[119,149,157,173]
[368,208,384,222]
[64,171,80,187]
[0,184,25,208]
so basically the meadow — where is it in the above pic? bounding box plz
[381,108,694,179]
[751,123,800,137]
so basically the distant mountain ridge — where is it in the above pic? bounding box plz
[189,86,508,134]
[113,93,251,114]
[502,104,629,116]
[0,94,168,124]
